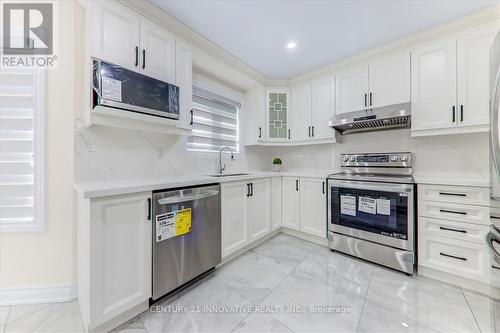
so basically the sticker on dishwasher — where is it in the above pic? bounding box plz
[156,208,192,242]
[359,197,376,215]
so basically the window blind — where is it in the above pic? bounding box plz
[188,87,240,153]
[0,68,43,232]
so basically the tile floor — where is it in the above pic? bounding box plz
[2,234,500,333]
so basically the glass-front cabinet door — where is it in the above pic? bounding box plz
[266,88,290,140]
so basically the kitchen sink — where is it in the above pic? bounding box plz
[209,173,249,177]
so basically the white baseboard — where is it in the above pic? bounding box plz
[0,284,78,306]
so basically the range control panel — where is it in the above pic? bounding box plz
[340,152,412,168]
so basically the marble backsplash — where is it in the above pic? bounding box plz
[75,124,489,183]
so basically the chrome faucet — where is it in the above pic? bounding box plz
[218,146,234,174]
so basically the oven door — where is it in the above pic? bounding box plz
[328,179,415,251]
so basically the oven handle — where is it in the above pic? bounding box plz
[328,179,413,193]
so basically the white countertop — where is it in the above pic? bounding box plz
[74,170,490,199]
[74,170,332,199]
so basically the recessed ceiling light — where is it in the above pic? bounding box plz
[286,41,297,49]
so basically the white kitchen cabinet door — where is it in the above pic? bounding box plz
[139,17,176,83]
[282,177,300,230]
[335,64,369,115]
[221,181,248,258]
[176,38,193,126]
[90,192,151,327]
[247,178,271,241]
[457,20,500,128]
[311,75,336,140]
[267,88,291,140]
[88,1,140,70]
[291,83,312,141]
[271,177,282,231]
[368,50,410,108]
[411,36,457,132]
[299,178,327,238]
[244,86,266,144]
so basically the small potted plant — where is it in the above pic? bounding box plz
[272,158,282,172]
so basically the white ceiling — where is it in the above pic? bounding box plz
[152,0,497,79]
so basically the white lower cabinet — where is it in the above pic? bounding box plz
[78,192,152,331]
[282,177,300,230]
[418,183,490,286]
[221,178,270,258]
[270,177,282,231]
[299,178,327,237]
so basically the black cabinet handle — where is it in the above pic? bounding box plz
[246,184,250,197]
[364,93,367,107]
[369,92,373,106]
[492,265,500,270]
[452,106,456,122]
[142,49,146,69]
[322,181,325,194]
[258,127,262,138]
[440,209,467,216]
[439,226,467,234]
[440,252,467,261]
[135,46,139,67]
[288,129,291,139]
[312,126,315,137]
[147,198,151,221]
[250,183,253,197]
[190,110,194,125]
[460,105,464,122]
[308,126,311,137]
[439,192,466,197]
[491,215,500,220]
[296,179,299,191]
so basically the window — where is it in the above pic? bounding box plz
[0,68,44,232]
[188,86,240,153]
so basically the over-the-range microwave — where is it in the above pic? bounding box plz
[92,59,180,120]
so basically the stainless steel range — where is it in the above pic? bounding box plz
[327,152,416,274]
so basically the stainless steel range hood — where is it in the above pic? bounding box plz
[329,102,411,135]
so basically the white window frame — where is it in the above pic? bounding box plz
[0,69,45,233]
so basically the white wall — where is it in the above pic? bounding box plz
[255,130,489,180]
[0,1,81,292]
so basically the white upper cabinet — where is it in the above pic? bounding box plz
[457,20,500,128]
[139,17,176,83]
[411,36,457,132]
[368,50,410,108]
[412,19,499,136]
[243,86,266,144]
[266,88,291,140]
[176,38,193,125]
[335,64,369,114]
[311,75,336,140]
[88,1,140,69]
[291,83,312,141]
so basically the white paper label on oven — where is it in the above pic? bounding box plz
[359,197,376,215]
[376,198,391,216]
[340,195,356,216]
[102,77,122,102]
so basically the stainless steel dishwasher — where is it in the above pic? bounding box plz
[152,184,221,301]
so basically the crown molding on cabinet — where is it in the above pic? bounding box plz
[290,4,500,85]
[116,0,273,89]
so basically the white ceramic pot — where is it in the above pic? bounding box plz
[273,164,282,172]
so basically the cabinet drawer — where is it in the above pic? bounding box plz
[418,234,488,282]
[419,184,489,206]
[419,200,489,225]
[419,216,488,244]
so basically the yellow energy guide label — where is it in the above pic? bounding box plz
[156,208,192,242]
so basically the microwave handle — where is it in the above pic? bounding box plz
[329,179,413,193]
